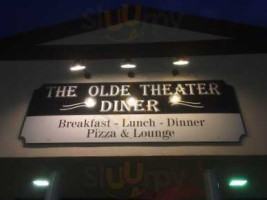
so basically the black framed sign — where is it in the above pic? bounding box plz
[20,80,245,144]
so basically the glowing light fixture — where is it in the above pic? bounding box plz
[70,64,86,71]
[121,63,136,69]
[169,94,181,104]
[120,59,136,69]
[121,59,136,77]
[84,97,97,108]
[70,61,91,79]
[32,179,50,187]
[229,178,248,188]
[126,96,137,106]
[172,57,189,76]
[173,58,189,66]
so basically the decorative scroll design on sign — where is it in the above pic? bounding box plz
[168,94,204,109]
[171,101,204,108]
[60,102,87,111]
[60,97,97,111]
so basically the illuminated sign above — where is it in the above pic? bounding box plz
[20,80,245,144]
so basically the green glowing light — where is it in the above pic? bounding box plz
[32,179,50,187]
[229,179,248,187]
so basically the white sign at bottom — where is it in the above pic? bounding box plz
[21,114,245,144]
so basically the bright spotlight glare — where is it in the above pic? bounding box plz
[121,63,136,69]
[173,59,189,66]
[229,179,248,187]
[126,97,137,106]
[33,179,50,187]
[169,94,181,104]
[84,97,97,108]
[70,65,86,71]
